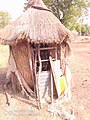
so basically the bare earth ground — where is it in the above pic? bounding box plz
[0,37,90,120]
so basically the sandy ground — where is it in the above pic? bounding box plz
[0,38,90,120]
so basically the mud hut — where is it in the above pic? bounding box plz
[0,0,74,108]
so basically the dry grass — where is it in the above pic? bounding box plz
[11,41,33,88]
[0,45,9,69]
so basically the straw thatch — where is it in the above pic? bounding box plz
[0,0,74,45]
[10,40,34,89]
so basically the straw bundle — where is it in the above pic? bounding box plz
[11,40,33,88]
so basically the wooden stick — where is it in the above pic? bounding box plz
[60,43,62,68]
[15,70,35,100]
[27,43,36,97]
[49,56,60,97]
[34,48,41,109]
[51,73,53,104]
[55,44,57,60]
[33,47,57,51]
[37,47,42,109]
[31,47,37,99]
[34,50,37,97]
[16,70,34,96]
[3,84,10,106]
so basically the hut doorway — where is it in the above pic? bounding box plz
[31,43,60,99]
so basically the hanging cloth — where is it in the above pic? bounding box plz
[63,44,74,88]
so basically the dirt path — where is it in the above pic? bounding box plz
[0,42,90,120]
[69,42,90,120]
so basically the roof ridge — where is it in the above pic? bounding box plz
[31,5,51,12]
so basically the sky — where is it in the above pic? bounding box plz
[0,0,26,21]
[0,0,90,25]
[83,8,90,25]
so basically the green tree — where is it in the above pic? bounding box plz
[44,0,90,32]
[0,11,10,28]
[81,24,90,34]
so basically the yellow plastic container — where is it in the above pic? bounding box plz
[56,76,67,96]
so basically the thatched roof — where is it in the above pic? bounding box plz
[0,0,74,45]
